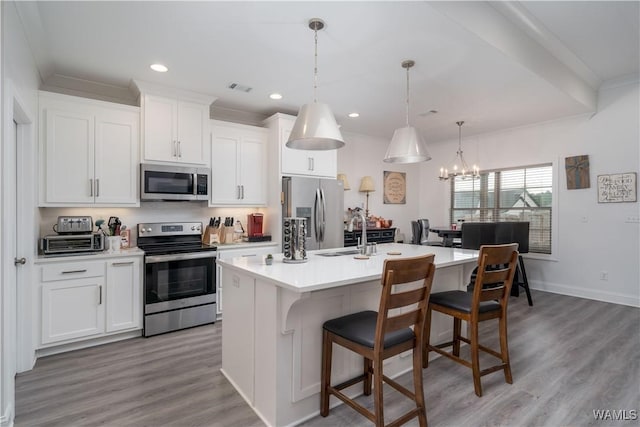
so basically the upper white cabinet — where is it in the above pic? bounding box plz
[210,121,268,206]
[135,80,216,166]
[264,113,337,178]
[39,91,139,207]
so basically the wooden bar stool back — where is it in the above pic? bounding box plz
[423,244,518,397]
[321,254,436,427]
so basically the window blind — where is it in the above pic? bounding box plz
[451,164,552,254]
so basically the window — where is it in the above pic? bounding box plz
[451,164,553,254]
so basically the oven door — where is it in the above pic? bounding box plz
[144,251,216,314]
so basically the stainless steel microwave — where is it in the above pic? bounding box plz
[140,164,210,201]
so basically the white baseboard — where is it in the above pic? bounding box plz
[1,406,14,427]
[530,280,640,308]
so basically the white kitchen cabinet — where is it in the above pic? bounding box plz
[37,254,143,348]
[40,261,106,345]
[211,121,268,206]
[106,257,142,333]
[215,244,277,319]
[135,80,216,165]
[265,113,337,178]
[39,91,139,207]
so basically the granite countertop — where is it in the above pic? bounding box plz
[217,243,478,293]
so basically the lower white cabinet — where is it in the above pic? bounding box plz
[215,244,277,319]
[38,255,142,348]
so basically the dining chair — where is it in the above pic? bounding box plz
[423,244,519,397]
[321,254,436,427]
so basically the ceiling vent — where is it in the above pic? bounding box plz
[228,83,253,93]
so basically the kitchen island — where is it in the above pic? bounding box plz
[217,243,479,427]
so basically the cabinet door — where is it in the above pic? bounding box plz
[280,121,337,178]
[239,134,267,205]
[211,129,240,204]
[176,100,207,164]
[143,94,177,162]
[43,107,95,203]
[94,109,139,204]
[309,150,338,178]
[41,278,105,345]
[106,258,141,333]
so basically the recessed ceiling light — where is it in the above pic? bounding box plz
[348,112,360,118]
[150,63,168,73]
[269,93,283,100]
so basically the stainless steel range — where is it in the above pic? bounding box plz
[137,222,216,337]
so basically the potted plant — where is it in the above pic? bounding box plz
[265,254,273,265]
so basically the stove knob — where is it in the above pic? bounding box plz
[191,226,197,231]
[139,229,145,234]
[146,228,152,233]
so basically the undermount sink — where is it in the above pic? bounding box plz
[316,249,361,257]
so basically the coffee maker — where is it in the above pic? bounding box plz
[247,213,264,237]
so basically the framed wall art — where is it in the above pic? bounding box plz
[565,155,590,189]
[383,171,406,204]
[597,172,637,203]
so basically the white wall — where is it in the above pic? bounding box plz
[1,1,41,425]
[337,131,422,243]
[419,81,640,307]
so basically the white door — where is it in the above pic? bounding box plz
[176,100,206,164]
[106,258,141,332]
[239,136,266,205]
[94,110,139,204]
[143,94,176,162]
[211,130,240,204]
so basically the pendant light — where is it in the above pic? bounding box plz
[384,60,431,163]
[439,121,479,180]
[286,18,345,151]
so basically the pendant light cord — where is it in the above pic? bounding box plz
[313,26,318,103]
[405,65,410,126]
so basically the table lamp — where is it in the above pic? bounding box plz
[359,176,375,217]
[337,173,351,190]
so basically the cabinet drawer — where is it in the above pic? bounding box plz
[42,261,105,282]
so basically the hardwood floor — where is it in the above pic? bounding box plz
[15,290,639,426]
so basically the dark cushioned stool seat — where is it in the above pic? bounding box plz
[430,290,500,313]
[323,310,415,349]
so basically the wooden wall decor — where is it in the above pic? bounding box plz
[565,155,590,189]
[383,171,406,204]
[597,173,637,203]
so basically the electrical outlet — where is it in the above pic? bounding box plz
[599,271,608,281]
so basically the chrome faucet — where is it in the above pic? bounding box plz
[350,208,367,254]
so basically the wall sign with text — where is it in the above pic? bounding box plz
[383,171,406,204]
[597,172,637,203]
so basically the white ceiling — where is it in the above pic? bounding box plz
[15,1,640,144]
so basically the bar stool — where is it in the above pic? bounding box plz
[423,244,519,397]
[321,254,436,427]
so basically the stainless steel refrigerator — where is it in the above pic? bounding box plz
[282,176,344,251]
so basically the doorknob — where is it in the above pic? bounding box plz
[14,257,26,266]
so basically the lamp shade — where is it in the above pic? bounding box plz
[359,176,375,192]
[337,173,350,190]
[384,126,432,164]
[286,102,345,150]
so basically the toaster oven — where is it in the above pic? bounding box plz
[40,233,105,255]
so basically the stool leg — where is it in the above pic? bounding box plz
[499,314,513,384]
[412,344,428,427]
[320,330,332,417]
[364,357,372,395]
[470,320,482,397]
[453,317,462,357]
[422,306,433,368]
[374,357,385,427]
[519,255,533,306]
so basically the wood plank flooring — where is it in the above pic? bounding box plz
[15,290,639,426]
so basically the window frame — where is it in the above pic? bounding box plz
[450,161,558,257]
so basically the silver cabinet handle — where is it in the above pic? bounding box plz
[98,285,102,305]
[89,179,93,197]
[62,269,87,274]
[14,257,26,266]
[241,185,244,199]
[178,141,182,158]
[111,261,134,266]
[173,140,177,157]
[96,178,100,197]
[237,185,241,199]
[308,157,312,171]
[311,158,315,171]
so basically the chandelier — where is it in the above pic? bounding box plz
[439,121,479,180]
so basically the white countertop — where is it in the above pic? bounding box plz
[215,241,278,251]
[217,243,479,293]
[35,247,144,263]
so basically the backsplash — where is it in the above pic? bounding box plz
[39,203,268,247]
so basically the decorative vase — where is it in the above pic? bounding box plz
[107,236,121,252]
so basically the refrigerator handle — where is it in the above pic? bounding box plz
[314,188,321,242]
[320,188,327,242]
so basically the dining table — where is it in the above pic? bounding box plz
[429,225,462,247]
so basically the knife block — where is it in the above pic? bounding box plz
[202,226,219,245]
